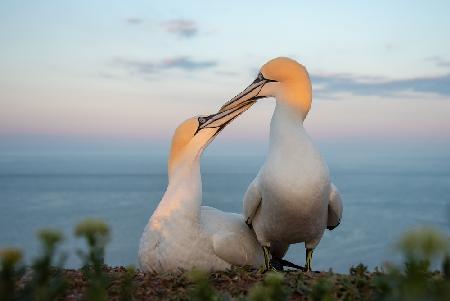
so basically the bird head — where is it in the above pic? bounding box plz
[219,57,312,120]
[168,101,254,174]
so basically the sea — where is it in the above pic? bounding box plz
[1,147,449,273]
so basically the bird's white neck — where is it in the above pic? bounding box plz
[169,155,202,211]
[168,153,201,185]
[152,156,202,227]
[270,100,305,139]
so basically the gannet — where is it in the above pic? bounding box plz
[218,57,343,272]
[139,103,265,273]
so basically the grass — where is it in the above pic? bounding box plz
[1,219,449,300]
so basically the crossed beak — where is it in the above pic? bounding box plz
[218,74,276,113]
[196,100,256,136]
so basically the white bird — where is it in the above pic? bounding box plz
[139,103,264,273]
[218,57,343,272]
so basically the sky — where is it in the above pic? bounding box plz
[1,0,450,155]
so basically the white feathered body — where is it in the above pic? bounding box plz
[139,164,263,273]
[250,103,331,250]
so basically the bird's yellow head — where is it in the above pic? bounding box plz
[219,57,312,120]
[168,102,254,175]
[260,57,307,83]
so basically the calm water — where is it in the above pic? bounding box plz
[0,151,449,272]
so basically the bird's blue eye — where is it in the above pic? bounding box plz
[198,117,206,124]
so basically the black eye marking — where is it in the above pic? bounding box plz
[195,115,212,135]
[253,73,264,83]
[257,73,264,81]
[253,72,277,84]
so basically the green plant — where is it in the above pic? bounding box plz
[397,227,449,263]
[310,278,334,301]
[119,265,136,301]
[248,271,288,301]
[75,218,111,301]
[187,269,223,301]
[75,218,110,270]
[25,229,67,301]
[373,227,450,301]
[0,248,23,301]
[443,254,450,279]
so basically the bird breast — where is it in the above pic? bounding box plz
[254,130,330,243]
[264,128,330,202]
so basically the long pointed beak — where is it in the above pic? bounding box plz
[218,78,270,113]
[197,101,255,135]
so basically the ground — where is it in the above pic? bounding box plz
[50,265,382,300]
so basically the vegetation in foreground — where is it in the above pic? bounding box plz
[1,219,449,300]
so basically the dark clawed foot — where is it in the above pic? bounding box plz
[270,258,284,271]
[258,263,277,274]
[274,257,304,271]
[303,267,320,273]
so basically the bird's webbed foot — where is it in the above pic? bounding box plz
[258,246,278,273]
[272,257,305,272]
[270,258,284,271]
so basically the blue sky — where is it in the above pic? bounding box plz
[1,0,450,154]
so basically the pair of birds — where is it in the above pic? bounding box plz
[138,57,343,273]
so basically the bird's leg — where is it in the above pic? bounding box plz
[262,246,272,271]
[263,246,271,270]
[305,248,314,272]
[258,246,276,273]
